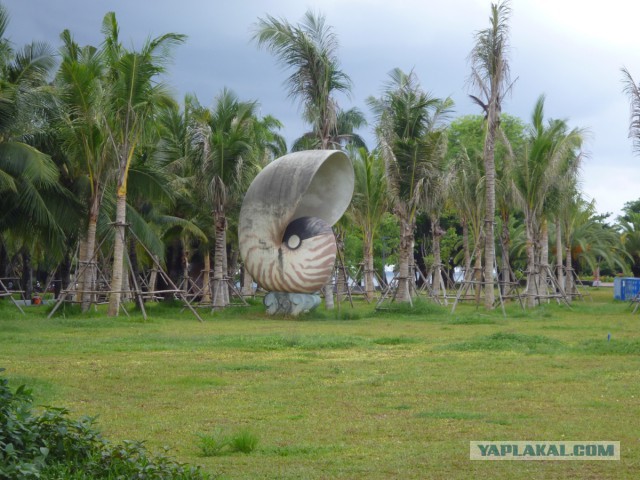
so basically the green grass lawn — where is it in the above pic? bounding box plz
[1,289,639,479]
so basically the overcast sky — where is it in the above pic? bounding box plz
[4,0,640,219]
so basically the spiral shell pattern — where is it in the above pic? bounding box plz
[238,150,354,293]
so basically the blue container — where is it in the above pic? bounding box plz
[614,277,623,300]
[615,277,640,300]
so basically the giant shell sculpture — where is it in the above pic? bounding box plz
[238,150,354,294]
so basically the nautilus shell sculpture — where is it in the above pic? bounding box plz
[238,150,354,294]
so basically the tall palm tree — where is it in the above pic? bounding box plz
[367,68,452,303]
[0,5,66,295]
[253,10,352,150]
[189,89,258,308]
[100,12,185,316]
[512,96,585,306]
[253,9,352,308]
[448,116,486,280]
[421,133,453,299]
[56,29,113,311]
[468,0,514,309]
[348,147,389,300]
[622,67,640,156]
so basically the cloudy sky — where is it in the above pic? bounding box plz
[4,0,640,219]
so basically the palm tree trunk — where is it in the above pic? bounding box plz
[396,214,413,303]
[181,239,190,292]
[555,216,564,294]
[431,216,443,299]
[474,234,484,305]
[565,246,574,303]
[483,111,498,309]
[0,242,7,279]
[324,280,335,309]
[202,250,212,303]
[462,219,471,279]
[57,250,72,299]
[21,247,33,301]
[363,230,375,300]
[537,218,549,298]
[240,264,254,297]
[221,230,230,306]
[121,264,131,303]
[525,215,537,307]
[212,210,228,309]
[108,192,127,316]
[76,236,88,304]
[500,215,511,297]
[82,221,97,309]
[148,254,159,296]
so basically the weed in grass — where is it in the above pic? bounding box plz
[197,429,229,457]
[229,429,259,453]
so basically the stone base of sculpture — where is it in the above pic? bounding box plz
[264,292,321,316]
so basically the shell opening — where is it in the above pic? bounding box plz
[292,152,354,225]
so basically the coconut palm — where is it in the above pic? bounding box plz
[367,68,452,303]
[100,12,185,316]
[0,5,67,296]
[253,9,352,308]
[348,147,389,300]
[468,0,514,309]
[253,10,351,150]
[621,67,640,155]
[512,96,585,306]
[188,89,259,308]
[56,29,115,310]
[292,107,367,151]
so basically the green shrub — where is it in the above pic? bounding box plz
[0,369,210,479]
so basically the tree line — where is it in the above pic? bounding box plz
[1,1,640,314]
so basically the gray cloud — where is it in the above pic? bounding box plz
[4,0,640,217]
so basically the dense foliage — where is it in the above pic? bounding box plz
[0,370,210,479]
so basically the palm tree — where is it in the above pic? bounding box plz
[448,116,486,281]
[622,67,640,156]
[367,68,452,303]
[56,29,113,311]
[512,96,585,306]
[101,12,185,316]
[253,10,352,150]
[292,107,367,151]
[253,9,352,308]
[421,133,453,300]
[348,147,388,300]
[0,5,66,296]
[468,0,514,309]
[189,89,258,308]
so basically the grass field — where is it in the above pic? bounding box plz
[1,289,639,479]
